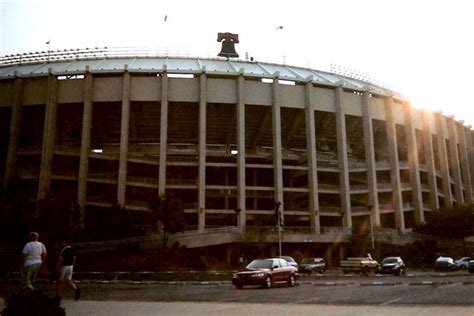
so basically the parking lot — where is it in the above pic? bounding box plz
[2,270,473,306]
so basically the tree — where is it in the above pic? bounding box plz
[148,194,186,247]
[414,204,474,252]
[414,204,474,239]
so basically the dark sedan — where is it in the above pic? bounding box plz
[299,257,326,274]
[232,258,298,289]
[378,257,406,276]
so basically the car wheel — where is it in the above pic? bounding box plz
[288,274,295,287]
[234,281,243,289]
[395,269,401,276]
[264,276,272,288]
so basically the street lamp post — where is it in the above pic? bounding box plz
[275,201,283,256]
[368,204,375,250]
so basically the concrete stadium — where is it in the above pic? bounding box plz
[0,47,473,263]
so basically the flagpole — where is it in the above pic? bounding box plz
[46,40,51,62]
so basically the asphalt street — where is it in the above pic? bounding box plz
[1,271,473,315]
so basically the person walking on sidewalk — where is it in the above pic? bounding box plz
[21,232,47,290]
[54,238,81,301]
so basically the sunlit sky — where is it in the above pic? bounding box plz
[1,0,473,127]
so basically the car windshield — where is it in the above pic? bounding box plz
[382,258,398,264]
[246,259,273,269]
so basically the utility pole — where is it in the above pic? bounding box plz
[368,204,375,250]
[275,201,283,256]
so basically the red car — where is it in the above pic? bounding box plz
[232,258,298,289]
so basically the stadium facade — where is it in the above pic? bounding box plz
[0,48,473,251]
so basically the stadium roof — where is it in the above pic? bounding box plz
[0,47,403,100]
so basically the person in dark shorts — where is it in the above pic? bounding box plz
[54,239,81,301]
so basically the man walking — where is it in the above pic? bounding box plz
[54,238,81,300]
[21,232,47,290]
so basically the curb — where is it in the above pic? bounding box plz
[408,281,453,286]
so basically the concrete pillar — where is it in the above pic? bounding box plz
[158,73,169,196]
[421,109,439,211]
[236,74,246,231]
[434,112,452,207]
[272,76,284,220]
[117,70,131,206]
[198,73,207,231]
[77,70,94,227]
[305,80,320,234]
[446,118,463,204]
[466,129,474,199]
[384,96,404,230]
[457,124,472,203]
[37,73,58,200]
[362,92,380,226]
[335,87,351,228]
[4,77,23,189]
[404,104,424,224]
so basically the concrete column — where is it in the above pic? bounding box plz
[77,71,94,226]
[434,112,452,207]
[384,96,404,230]
[198,72,207,231]
[272,76,284,219]
[457,124,472,203]
[446,118,463,204]
[335,87,351,228]
[466,129,474,199]
[305,80,320,233]
[4,77,23,189]
[421,109,439,211]
[236,74,246,231]
[362,92,380,226]
[117,70,131,206]
[158,73,169,196]
[37,73,58,200]
[404,104,424,224]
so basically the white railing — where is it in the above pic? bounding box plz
[0,46,218,67]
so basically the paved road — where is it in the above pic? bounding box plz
[60,301,474,316]
[2,272,473,315]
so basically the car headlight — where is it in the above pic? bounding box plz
[253,273,265,278]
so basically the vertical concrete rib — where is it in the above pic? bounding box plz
[272,77,284,218]
[362,92,380,226]
[37,73,58,200]
[384,96,404,230]
[237,74,246,231]
[465,129,474,199]
[117,70,131,206]
[4,77,23,189]
[434,112,452,207]
[446,118,463,204]
[457,124,472,203]
[158,73,169,196]
[335,87,351,228]
[421,109,439,211]
[404,104,424,224]
[305,81,320,233]
[198,73,207,231]
[77,70,93,227]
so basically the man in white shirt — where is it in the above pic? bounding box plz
[21,232,47,290]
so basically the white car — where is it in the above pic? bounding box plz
[455,257,472,270]
[434,256,456,272]
[279,256,298,269]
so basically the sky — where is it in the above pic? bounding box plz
[1,0,473,127]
